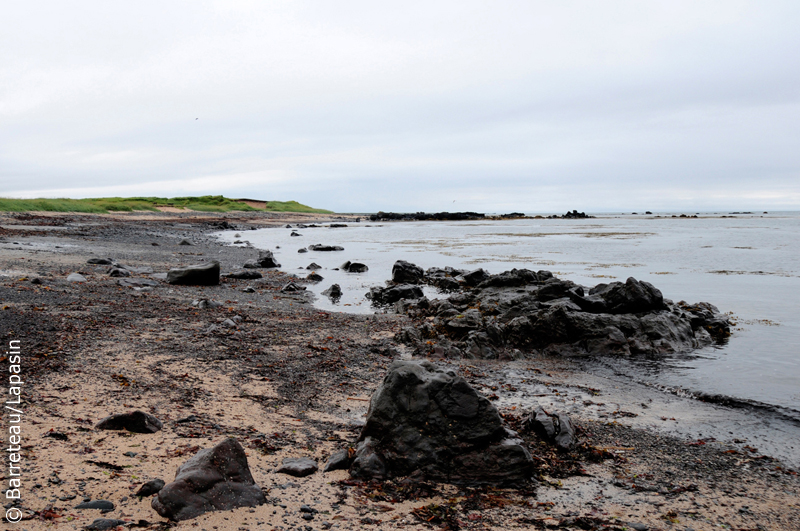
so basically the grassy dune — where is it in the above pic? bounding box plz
[0,196,332,214]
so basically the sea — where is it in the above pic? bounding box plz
[215,212,800,428]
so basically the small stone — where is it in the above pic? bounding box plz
[178,239,193,246]
[67,273,87,283]
[95,411,162,434]
[135,479,165,498]
[75,499,114,512]
[85,518,126,530]
[276,457,318,477]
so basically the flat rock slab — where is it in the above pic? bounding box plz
[95,411,163,433]
[152,438,266,521]
[276,457,318,477]
[117,278,160,288]
[166,261,220,286]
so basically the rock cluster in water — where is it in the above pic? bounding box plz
[369,261,730,359]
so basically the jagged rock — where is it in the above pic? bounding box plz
[367,284,424,305]
[166,262,220,286]
[224,270,263,279]
[276,457,318,477]
[178,239,193,246]
[392,260,424,283]
[322,284,342,299]
[256,250,281,268]
[589,277,666,314]
[306,262,322,270]
[460,268,490,286]
[96,411,162,433]
[135,479,165,498]
[524,407,577,450]
[281,282,305,292]
[308,244,344,251]
[152,438,266,521]
[351,360,533,486]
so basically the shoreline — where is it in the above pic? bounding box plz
[1,211,798,530]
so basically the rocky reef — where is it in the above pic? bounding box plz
[369,262,730,360]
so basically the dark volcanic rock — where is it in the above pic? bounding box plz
[85,518,126,530]
[308,244,345,251]
[392,260,424,283]
[590,277,666,314]
[276,457,318,477]
[351,360,533,486]
[95,411,162,433]
[306,262,322,270]
[341,261,368,273]
[152,438,266,521]
[107,267,130,277]
[306,272,324,282]
[75,500,114,512]
[322,284,342,300]
[166,262,220,286]
[524,407,577,450]
[256,250,281,268]
[135,479,165,497]
[366,284,424,305]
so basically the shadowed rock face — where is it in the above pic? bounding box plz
[351,360,533,486]
[152,438,266,521]
[389,263,730,359]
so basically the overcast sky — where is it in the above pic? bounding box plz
[1,1,799,213]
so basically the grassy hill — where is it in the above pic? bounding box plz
[0,196,333,214]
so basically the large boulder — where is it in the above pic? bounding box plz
[590,277,666,314]
[350,360,533,486]
[167,262,220,286]
[152,438,266,521]
[392,260,424,284]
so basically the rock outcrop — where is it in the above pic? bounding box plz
[152,438,266,521]
[383,261,730,359]
[350,360,533,486]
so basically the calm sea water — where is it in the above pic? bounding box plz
[216,212,800,417]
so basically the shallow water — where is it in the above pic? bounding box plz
[216,212,800,419]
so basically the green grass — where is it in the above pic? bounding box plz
[0,196,332,213]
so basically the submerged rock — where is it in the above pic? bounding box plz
[152,438,266,521]
[308,244,344,251]
[351,360,533,486]
[322,284,342,300]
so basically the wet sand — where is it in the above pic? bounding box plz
[1,211,798,530]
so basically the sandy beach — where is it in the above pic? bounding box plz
[2,211,799,531]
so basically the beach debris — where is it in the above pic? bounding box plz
[75,500,114,513]
[341,261,368,273]
[152,438,266,521]
[223,269,263,279]
[277,457,318,477]
[524,406,577,450]
[95,411,163,433]
[166,261,220,286]
[366,284,424,305]
[392,260,424,283]
[67,272,87,282]
[308,244,345,251]
[322,284,342,300]
[351,360,534,486]
[135,479,166,498]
